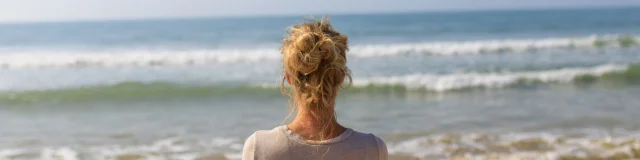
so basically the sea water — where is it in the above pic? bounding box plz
[1,7,640,160]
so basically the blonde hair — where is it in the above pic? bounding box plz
[280,17,352,140]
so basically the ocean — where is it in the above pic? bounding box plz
[1,7,640,160]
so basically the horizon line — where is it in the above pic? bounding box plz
[1,5,638,25]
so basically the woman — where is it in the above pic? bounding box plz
[242,18,388,160]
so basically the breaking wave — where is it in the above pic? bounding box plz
[1,64,638,104]
[0,35,637,69]
[353,64,631,91]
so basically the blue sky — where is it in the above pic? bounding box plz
[0,0,638,22]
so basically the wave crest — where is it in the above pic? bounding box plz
[351,35,638,57]
[354,64,629,91]
[0,49,281,69]
[0,35,637,69]
[1,64,638,104]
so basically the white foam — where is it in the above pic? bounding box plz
[41,147,78,160]
[387,131,640,160]
[354,64,628,91]
[0,35,636,69]
[0,48,282,69]
[2,132,639,160]
[0,148,27,159]
[349,35,623,57]
[0,137,241,160]
[87,137,239,160]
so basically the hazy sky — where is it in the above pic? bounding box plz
[1,0,639,22]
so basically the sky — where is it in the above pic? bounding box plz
[0,0,639,22]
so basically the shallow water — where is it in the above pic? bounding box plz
[2,85,640,159]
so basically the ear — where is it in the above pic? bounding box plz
[285,73,292,85]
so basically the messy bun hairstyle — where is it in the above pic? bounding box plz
[280,17,352,139]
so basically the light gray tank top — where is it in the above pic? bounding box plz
[242,126,387,160]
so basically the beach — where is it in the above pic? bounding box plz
[1,7,640,160]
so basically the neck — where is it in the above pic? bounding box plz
[286,98,345,141]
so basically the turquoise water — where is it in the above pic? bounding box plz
[1,7,640,160]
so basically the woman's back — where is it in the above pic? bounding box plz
[242,126,386,160]
[242,17,387,160]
